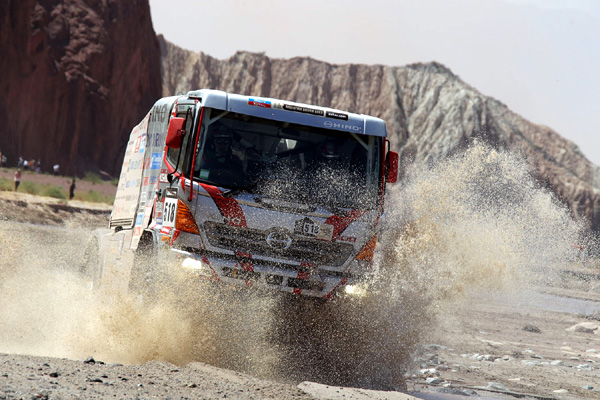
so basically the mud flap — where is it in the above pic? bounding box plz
[96,229,135,294]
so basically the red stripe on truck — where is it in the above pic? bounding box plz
[325,209,367,239]
[201,184,248,228]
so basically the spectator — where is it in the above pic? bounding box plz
[17,156,24,169]
[14,169,21,191]
[69,178,76,200]
[53,164,60,175]
[1,154,6,167]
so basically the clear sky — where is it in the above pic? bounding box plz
[149,0,600,166]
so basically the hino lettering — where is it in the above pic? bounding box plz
[92,89,398,299]
[323,120,361,131]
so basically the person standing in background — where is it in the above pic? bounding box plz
[14,169,21,191]
[69,177,76,200]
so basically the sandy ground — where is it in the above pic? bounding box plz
[1,190,599,400]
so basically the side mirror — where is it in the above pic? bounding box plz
[166,117,185,148]
[386,151,399,183]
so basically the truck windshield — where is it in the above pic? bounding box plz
[192,108,382,210]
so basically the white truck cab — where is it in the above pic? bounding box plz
[105,89,398,299]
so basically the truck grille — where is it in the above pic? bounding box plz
[204,221,354,267]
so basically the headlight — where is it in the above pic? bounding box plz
[181,257,212,276]
[344,284,368,297]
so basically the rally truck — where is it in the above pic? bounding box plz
[94,89,398,299]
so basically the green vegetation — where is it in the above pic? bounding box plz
[42,186,67,200]
[0,177,11,191]
[0,173,115,205]
[20,181,40,195]
[83,171,102,184]
[76,190,114,205]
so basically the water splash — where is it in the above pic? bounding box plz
[0,142,590,391]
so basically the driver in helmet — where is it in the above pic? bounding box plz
[197,123,245,186]
[201,123,243,167]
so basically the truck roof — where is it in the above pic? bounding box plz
[185,89,387,138]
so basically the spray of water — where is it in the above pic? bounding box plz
[0,142,588,391]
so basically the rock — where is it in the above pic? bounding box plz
[521,360,540,367]
[419,368,439,376]
[566,322,599,333]
[576,364,594,370]
[486,382,509,391]
[437,387,473,396]
[426,377,445,385]
[550,360,564,366]
[553,389,568,394]
[425,344,448,350]
[582,385,594,390]
[523,325,541,333]
[83,357,95,364]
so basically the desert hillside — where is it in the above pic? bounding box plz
[159,37,600,232]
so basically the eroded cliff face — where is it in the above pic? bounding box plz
[0,0,161,176]
[159,37,600,232]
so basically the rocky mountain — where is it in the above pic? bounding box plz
[159,37,600,232]
[0,0,161,176]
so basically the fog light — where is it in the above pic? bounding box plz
[181,257,212,276]
[344,284,367,297]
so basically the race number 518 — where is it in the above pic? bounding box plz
[163,189,178,228]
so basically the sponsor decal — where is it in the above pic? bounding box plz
[326,111,349,121]
[143,177,149,186]
[323,120,362,132]
[199,169,210,179]
[151,152,162,169]
[159,173,168,183]
[283,104,324,116]
[338,235,357,243]
[150,103,168,123]
[135,212,144,226]
[248,98,272,108]
[139,133,146,154]
[148,132,163,148]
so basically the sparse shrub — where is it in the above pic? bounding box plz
[20,181,40,195]
[83,172,102,184]
[0,177,12,191]
[79,190,114,205]
[42,186,67,200]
